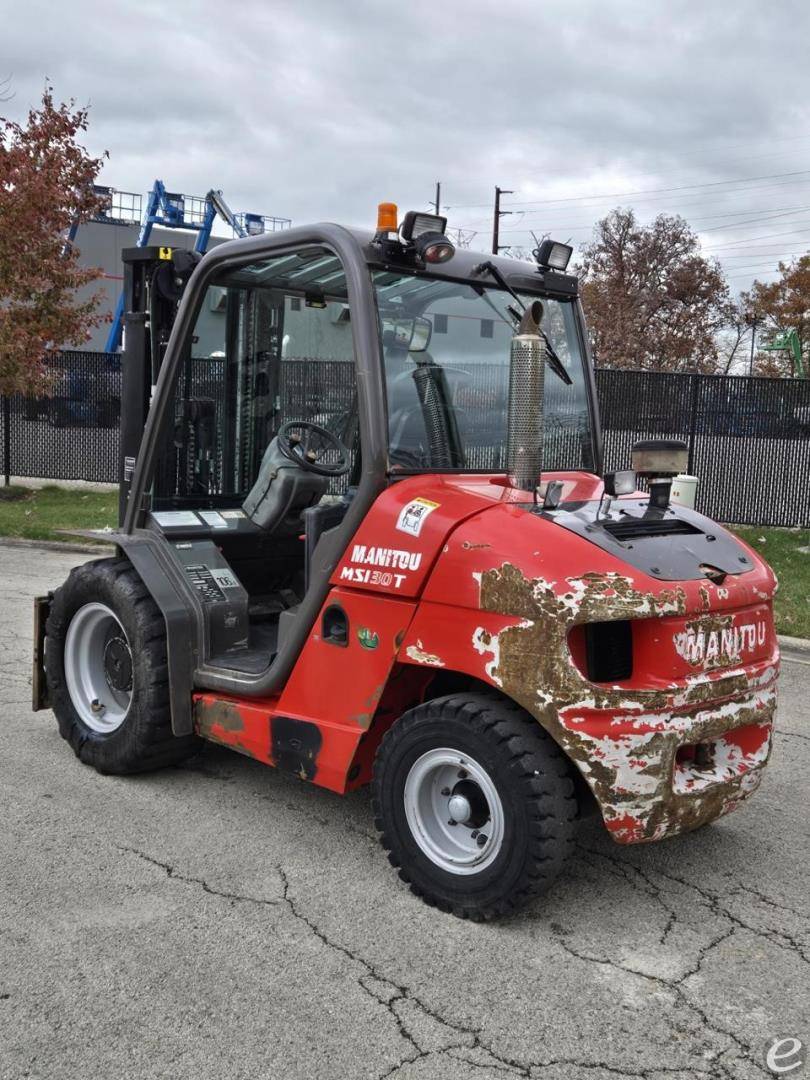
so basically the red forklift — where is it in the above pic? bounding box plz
[33,204,780,919]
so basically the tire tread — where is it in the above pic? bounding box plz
[45,557,198,774]
[372,692,578,920]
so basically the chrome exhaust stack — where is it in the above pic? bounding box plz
[507,301,545,493]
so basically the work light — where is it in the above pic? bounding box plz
[534,239,573,271]
[414,231,455,263]
[399,210,448,241]
[399,210,455,262]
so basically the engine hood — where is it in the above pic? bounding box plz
[528,498,754,582]
[333,472,776,617]
[417,478,776,618]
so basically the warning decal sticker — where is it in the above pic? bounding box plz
[396,498,440,538]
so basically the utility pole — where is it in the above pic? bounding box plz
[492,186,513,254]
[433,181,441,216]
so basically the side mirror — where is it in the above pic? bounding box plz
[603,470,636,497]
[382,316,433,352]
[409,316,433,352]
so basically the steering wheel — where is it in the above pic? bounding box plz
[277,420,351,477]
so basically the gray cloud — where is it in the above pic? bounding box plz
[4,0,810,289]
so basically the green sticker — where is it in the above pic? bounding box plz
[357,627,380,650]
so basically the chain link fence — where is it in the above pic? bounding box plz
[2,352,809,526]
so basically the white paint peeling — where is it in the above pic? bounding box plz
[405,640,445,667]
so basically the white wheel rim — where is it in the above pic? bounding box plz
[64,603,133,734]
[403,748,505,875]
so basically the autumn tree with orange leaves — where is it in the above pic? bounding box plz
[0,87,107,399]
[742,256,810,377]
[578,209,735,374]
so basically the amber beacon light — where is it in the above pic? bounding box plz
[376,202,398,233]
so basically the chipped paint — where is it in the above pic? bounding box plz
[673,616,767,669]
[195,698,245,736]
[405,640,445,667]
[472,562,778,844]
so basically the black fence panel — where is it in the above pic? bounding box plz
[2,353,809,527]
[1,351,122,484]
[596,370,810,528]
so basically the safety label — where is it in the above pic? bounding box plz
[396,498,439,538]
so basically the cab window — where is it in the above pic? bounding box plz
[153,248,358,508]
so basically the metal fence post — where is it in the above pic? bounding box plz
[2,395,10,487]
[686,374,700,475]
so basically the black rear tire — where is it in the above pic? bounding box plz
[372,693,578,920]
[45,557,199,774]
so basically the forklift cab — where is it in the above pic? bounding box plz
[116,220,597,708]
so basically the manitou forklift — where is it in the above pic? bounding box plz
[33,204,780,919]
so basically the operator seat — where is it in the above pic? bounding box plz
[242,437,328,534]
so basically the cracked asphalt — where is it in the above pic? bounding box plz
[1,543,808,1080]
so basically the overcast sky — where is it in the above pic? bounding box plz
[4,0,810,291]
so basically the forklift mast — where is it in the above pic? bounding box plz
[118,245,191,524]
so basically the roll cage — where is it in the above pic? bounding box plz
[119,223,602,703]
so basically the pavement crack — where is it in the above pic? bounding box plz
[775,727,810,743]
[646,862,810,967]
[274,864,568,1080]
[551,860,778,1080]
[117,846,282,909]
[576,844,682,946]
[579,843,810,965]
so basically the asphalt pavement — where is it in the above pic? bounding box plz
[1,543,808,1080]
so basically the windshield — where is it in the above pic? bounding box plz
[373,271,595,474]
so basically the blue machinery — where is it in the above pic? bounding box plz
[103,181,290,351]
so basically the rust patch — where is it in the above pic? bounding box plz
[195,698,245,737]
[351,683,388,730]
[473,563,777,844]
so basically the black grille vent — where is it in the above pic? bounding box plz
[602,517,701,542]
[585,621,633,683]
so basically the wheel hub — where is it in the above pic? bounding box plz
[103,635,132,692]
[403,749,506,875]
[64,603,133,734]
[447,792,472,824]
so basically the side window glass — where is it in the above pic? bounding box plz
[153,248,358,508]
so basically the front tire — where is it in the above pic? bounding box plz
[372,694,578,919]
[45,558,199,774]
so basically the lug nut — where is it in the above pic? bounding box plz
[476,834,488,848]
[447,819,457,827]
[441,787,451,796]
[458,769,468,779]
[470,829,479,839]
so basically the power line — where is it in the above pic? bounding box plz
[704,226,810,250]
[455,178,810,224]
[446,167,810,211]
[494,204,810,236]
[714,250,810,260]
